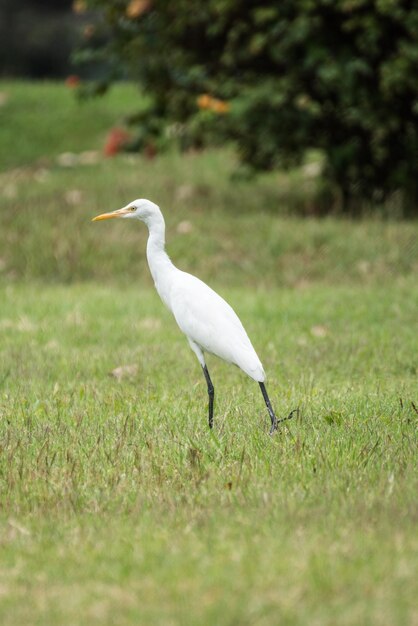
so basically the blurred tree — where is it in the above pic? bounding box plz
[79,0,418,210]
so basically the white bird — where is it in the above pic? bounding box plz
[93,199,293,433]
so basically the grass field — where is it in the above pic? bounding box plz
[0,82,417,625]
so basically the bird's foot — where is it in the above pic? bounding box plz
[269,408,298,435]
[269,420,278,435]
[278,408,299,424]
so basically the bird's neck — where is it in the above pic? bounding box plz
[145,213,178,307]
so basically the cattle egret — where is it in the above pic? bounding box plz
[92,199,294,433]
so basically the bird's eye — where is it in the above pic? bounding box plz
[130,207,136,212]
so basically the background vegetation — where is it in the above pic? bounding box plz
[79,0,418,211]
[0,81,417,625]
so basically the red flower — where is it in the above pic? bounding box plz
[104,128,131,156]
[65,75,80,88]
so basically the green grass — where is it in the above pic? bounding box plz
[1,147,417,287]
[0,81,140,170]
[1,282,417,625]
[0,81,417,625]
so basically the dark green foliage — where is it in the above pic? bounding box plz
[81,0,418,210]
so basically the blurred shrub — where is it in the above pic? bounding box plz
[79,0,418,211]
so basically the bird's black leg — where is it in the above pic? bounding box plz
[259,382,278,434]
[202,365,215,429]
[259,383,297,434]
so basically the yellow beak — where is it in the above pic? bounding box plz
[92,207,131,221]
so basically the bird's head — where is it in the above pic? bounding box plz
[92,199,161,224]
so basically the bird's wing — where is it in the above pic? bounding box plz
[169,272,265,381]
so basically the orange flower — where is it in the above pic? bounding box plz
[211,99,230,114]
[197,94,212,110]
[126,0,151,18]
[72,0,87,14]
[197,94,230,114]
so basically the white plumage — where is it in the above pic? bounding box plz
[170,273,265,381]
[93,198,292,433]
